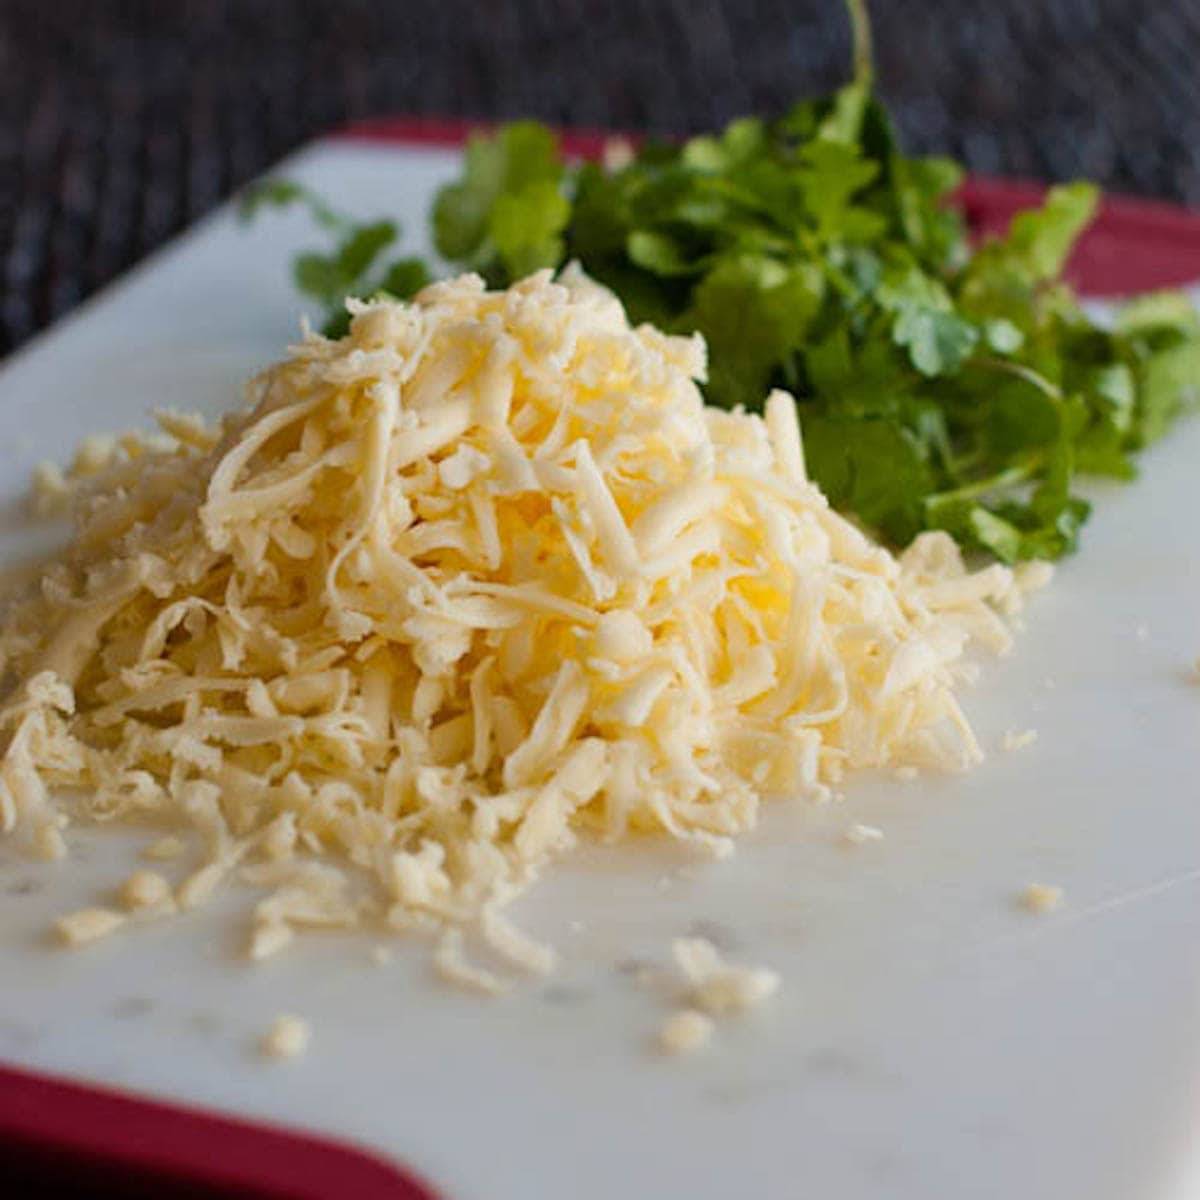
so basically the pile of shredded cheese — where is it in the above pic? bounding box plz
[0,269,1047,983]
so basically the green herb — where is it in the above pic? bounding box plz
[239,181,430,337]
[245,1,1200,562]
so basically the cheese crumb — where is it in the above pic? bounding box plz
[55,907,125,947]
[261,1014,310,1060]
[1019,883,1063,914]
[34,821,68,862]
[29,462,70,517]
[434,929,510,996]
[843,822,884,846]
[119,869,173,912]
[1002,728,1038,752]
[659,1009,715,1055]
[370,945,393,966]
[672,937,780,1016]
[249,922,294,961]
[142,836,186,862]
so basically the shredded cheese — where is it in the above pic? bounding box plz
[0,270,1040,974]
[659,1008,715,1055]
[434,928,510,996]
[843,822,884,846]
[672,937,780,1015]
[249,921,294,961]
[1019,883,1063,914]
[55,907,125,947]
[120,869,173,912]
[30,462,70,518]
[1002,728,1038,753]
[142,836,186,862]
[261,1014,310,1060]
[34,819,68,861]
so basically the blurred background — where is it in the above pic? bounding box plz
[1,0,1198,357]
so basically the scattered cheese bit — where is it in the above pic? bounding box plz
[261,1014,310,1060]
[370,945,393,966]
[672,937,780,1016]
[1002,728,1038,752]
[119,869,173,912]
[34,821,68,862]
[434,929,510,996]
[71,434,119,477]
[0,271,1037,977]
[177,860,231,911]
[142,836,186,862]
[248,921,294,961]
[893,765,919,781]
[55,907,125,947]
[659,1008,715,1056]
[29,462,70,518]
[1020,883,1063,914]
[843,822,884,845]
[481,906,557,975]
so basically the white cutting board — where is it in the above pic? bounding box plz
[1,139,1199,1200]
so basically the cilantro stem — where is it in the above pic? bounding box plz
[844,0,874,89]
[928,457,1042,507]
[975,355,1063,402]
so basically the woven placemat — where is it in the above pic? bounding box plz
[2,0,1198,355]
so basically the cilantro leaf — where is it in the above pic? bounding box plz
[292,220,399,324]
[795,140,881,238]
[378,258,432,300]
[1003,183,1099,283]
[239,179,344,230]
[684,256,824,408]
[877,266,978,376]
[804,413,935,545]
[336,220,398,280]
[490,180,570,279]
[432,121,565,280]
[243,176,434,336]
[1133,338,1200,445]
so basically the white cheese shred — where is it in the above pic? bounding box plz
[659,1008,715,1055]
[1002,728,1039,753]
[434,929,510,996]
[843,823,884,846]
[672,937,780,1016]
[261,1014,310,1060]
[0,270,1038,975]
[55,907,125,947]
[120,869,174,912]
[1019,883,1063,914]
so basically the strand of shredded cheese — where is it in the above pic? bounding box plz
[0,269,1047,976]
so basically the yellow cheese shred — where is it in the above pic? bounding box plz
[0,269,1047,977]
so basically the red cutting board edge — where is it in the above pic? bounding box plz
[3,116,1200,1200]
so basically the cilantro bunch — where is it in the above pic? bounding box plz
[244,2,1199,563]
